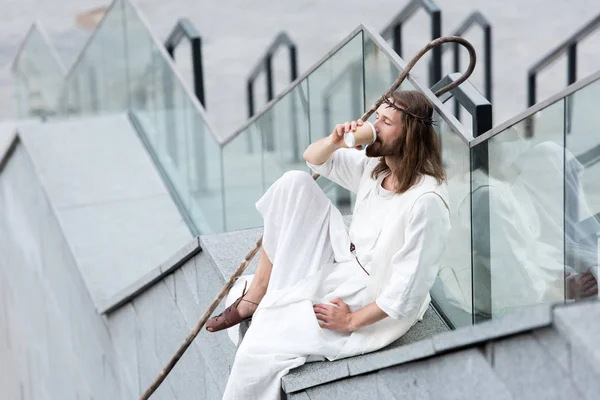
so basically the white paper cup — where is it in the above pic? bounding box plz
[344,121,377,148]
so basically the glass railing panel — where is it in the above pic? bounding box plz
[11,25,65,118]
[471,99,566,319]
[221,33,367,230]
[121,0,224,234]
[261,81,310,187]
[56,0,128,116]
[187,109,225,233]
[74,59,95,114]
[222,122,264,231]
[363,38,410,107]
[565,78,600,300]
[91,0,128,114]
[307,31,364,214]
[429,113,474,327]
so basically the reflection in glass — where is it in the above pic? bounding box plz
[471,100,567,319]
[430,112,473,328]
[565,78,600,300]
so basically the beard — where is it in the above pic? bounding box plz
[365,135,403,157]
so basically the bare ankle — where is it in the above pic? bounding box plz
[245,283,267,302]
[237,299,259,319]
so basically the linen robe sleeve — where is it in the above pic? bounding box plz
[376,192,451,319]
[306,148,368,193]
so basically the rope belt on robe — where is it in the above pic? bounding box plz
[350,243,370,276]
[139,35,477,400]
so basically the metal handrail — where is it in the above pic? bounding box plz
[472,68,600,147]
[380,0,442,87]
[247,31,298,118]
[443,11,492,120]
[433,73,492,138]
[225,24,470,146]
[527,13,600,107]
[164,18,206,107]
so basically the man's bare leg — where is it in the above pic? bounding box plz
[236,247,272,318]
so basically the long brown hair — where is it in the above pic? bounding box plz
[371,90,446,193]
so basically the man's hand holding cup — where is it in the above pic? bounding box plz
[330,120,376,150]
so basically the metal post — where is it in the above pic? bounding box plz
[246,80,255,153]
[265,54,275,102]
[264,55,275,151]
[567,43,577,85]
[247,80,254,118]
[484,25,492,103]
[166,44,175,58]
[527,72,536,107]
[290,45,298,81]
[566,44,577,135]
[430,9,443,86]
[191,36,205,108]
[472,102,493,323]
[289,44,300,162]
[453,41,461,120]
[392,24,402,56]
[190,36,207,191]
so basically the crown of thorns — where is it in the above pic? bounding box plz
[381,96,436,126]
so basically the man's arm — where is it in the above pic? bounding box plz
[303,135,340,166]
[313,299,388,333]
[303,120,362,165]
[304,120,369,193]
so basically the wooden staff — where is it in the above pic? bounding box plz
[139,35,476,400]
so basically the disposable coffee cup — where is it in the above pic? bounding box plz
[344,121,376,148]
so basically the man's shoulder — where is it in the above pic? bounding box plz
[407,176,449,211]
[410,175,448,195]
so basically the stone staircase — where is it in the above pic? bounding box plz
[119,224,451,398]
[110,225,600,399]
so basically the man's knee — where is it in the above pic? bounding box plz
[278,170,315,190]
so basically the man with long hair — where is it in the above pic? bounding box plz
[207,90,451,399]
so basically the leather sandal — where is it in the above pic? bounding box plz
[206,281,259,333]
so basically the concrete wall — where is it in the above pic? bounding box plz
[0,142,121,399]
[105,249,237,399]
[0,137,236,399]
[16,114,192,311]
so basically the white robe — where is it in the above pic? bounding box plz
[222,149,451,400]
